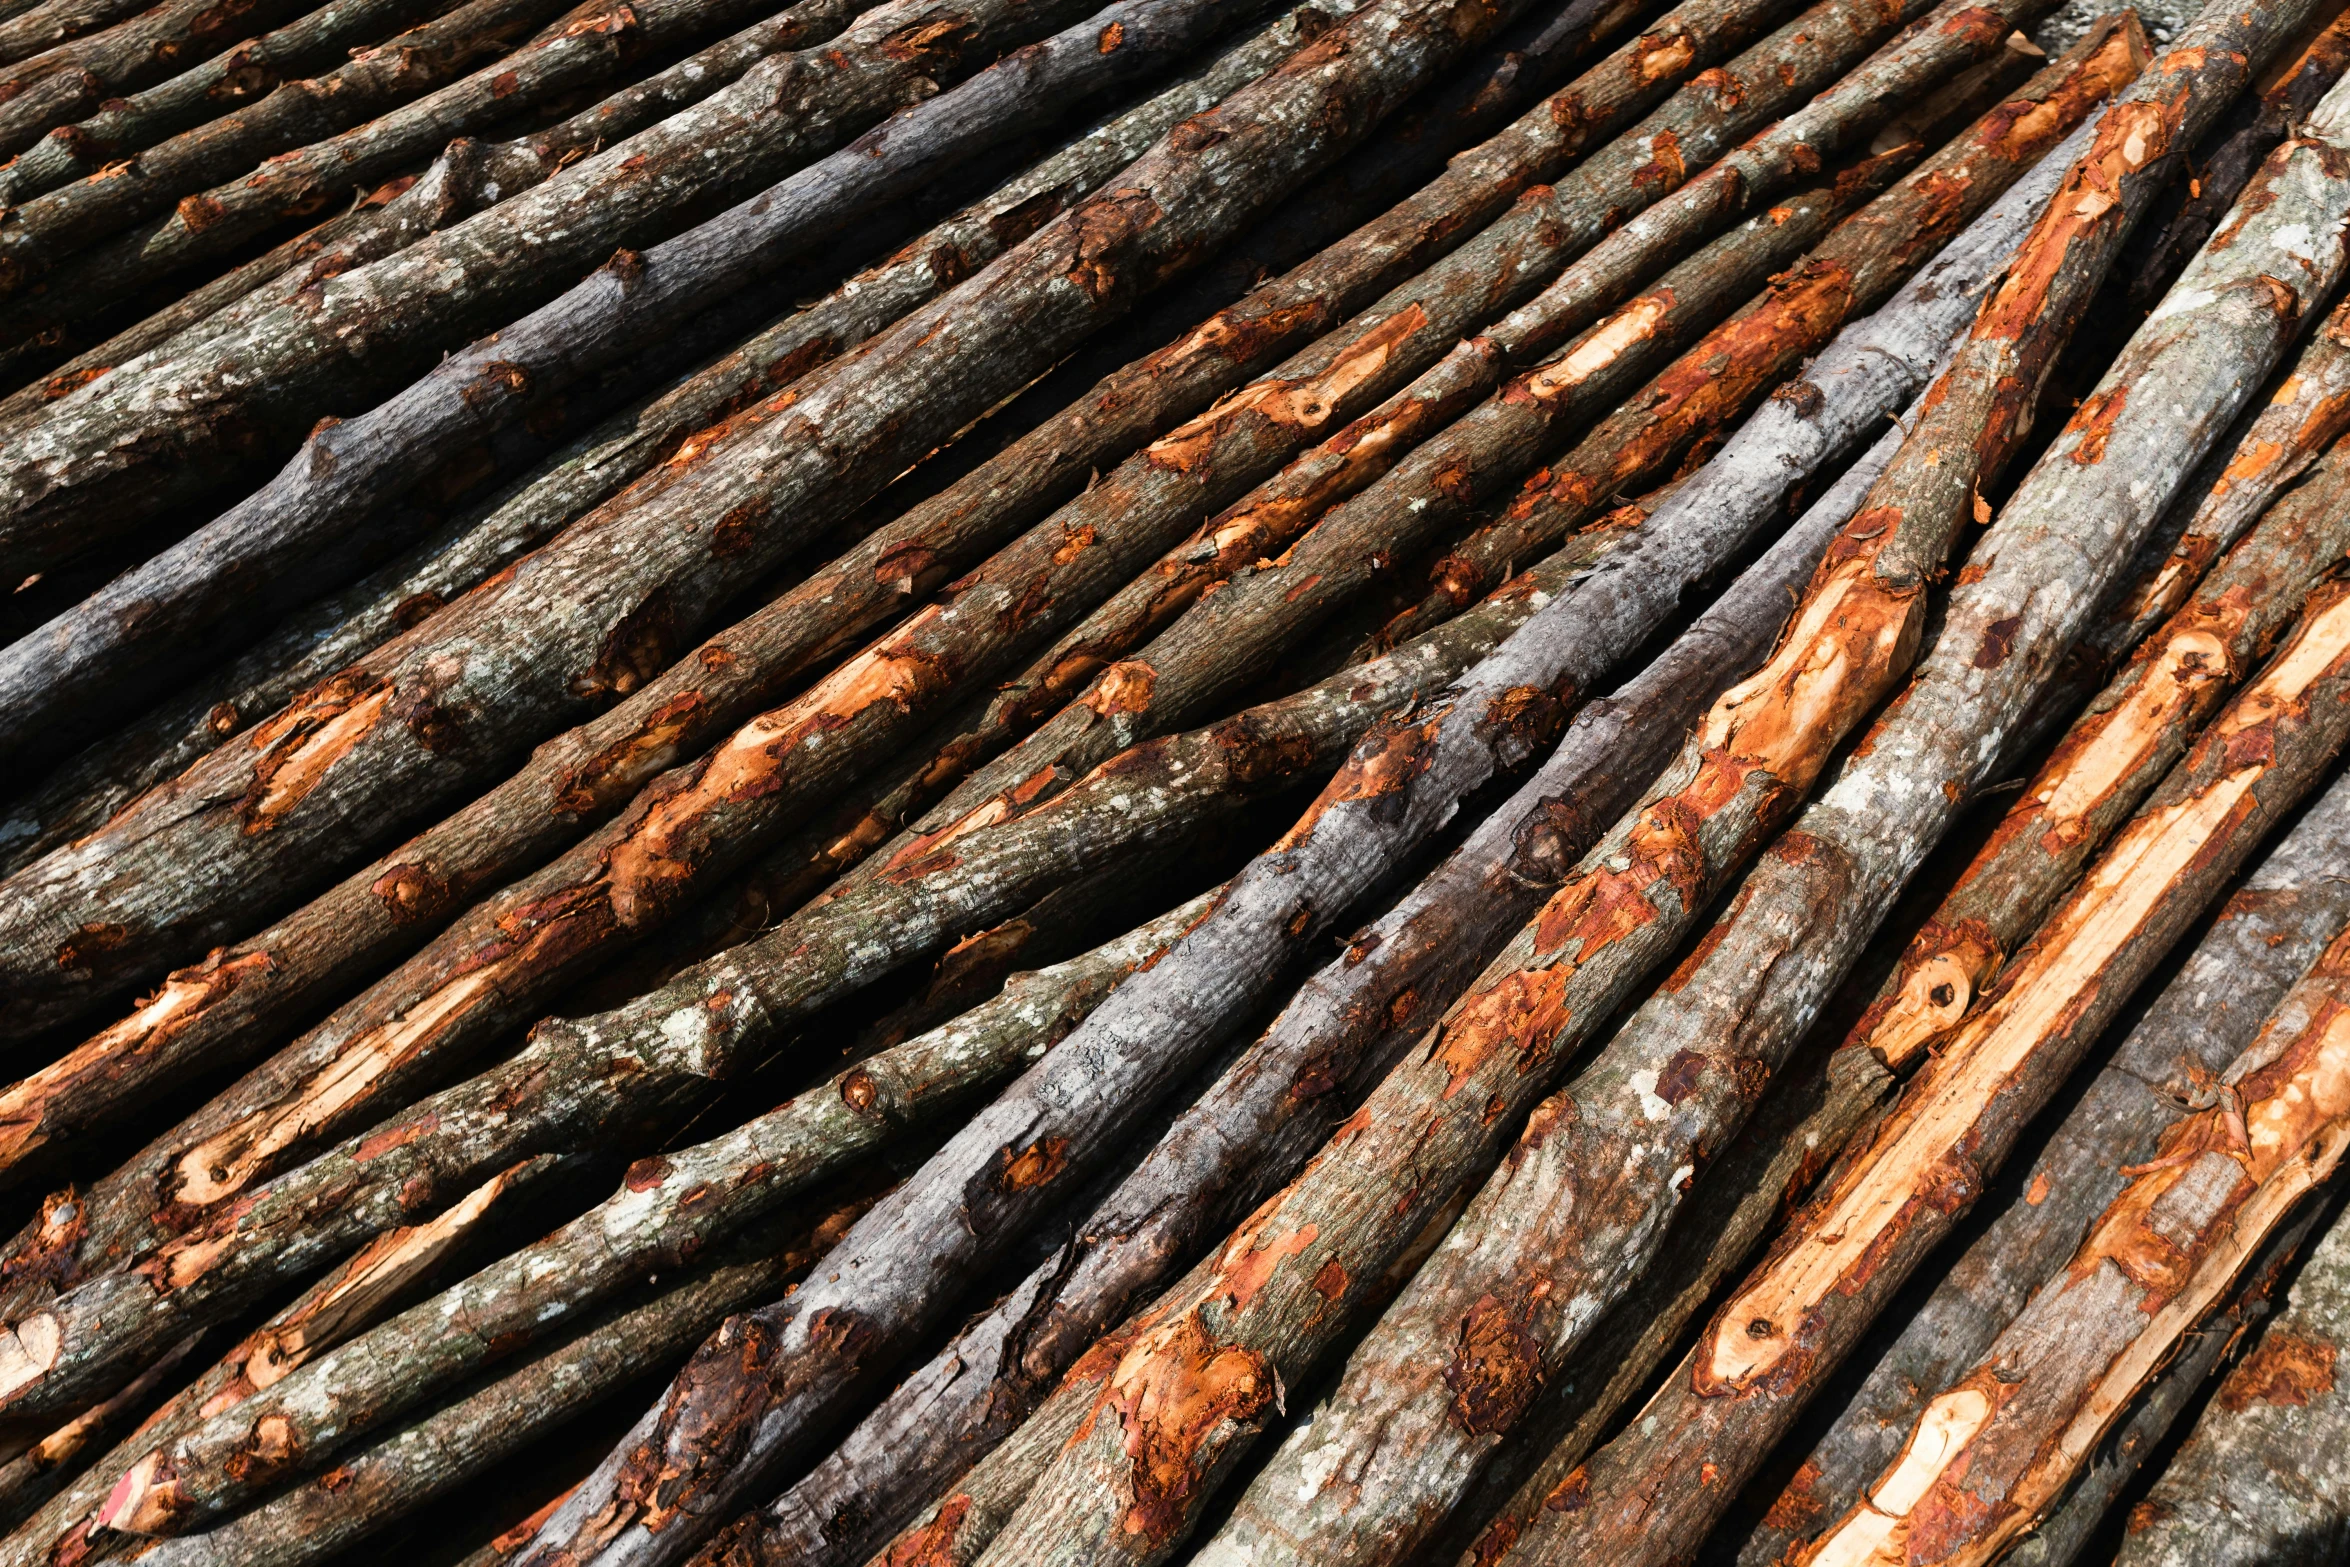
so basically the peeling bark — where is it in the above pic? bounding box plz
[704,269,1912,1567]
[74,892,1209,1539]
[2116,1199,2350,1567]
[0,0,1322,878]
[107,1198,876,1567]
[1148,17,2341,1567]
[473,534,1617,1567]
[1724,635,2350,1567]
[1475,61,2350,1565]
[876,0,2129,896]
[0,0,1532,1039]
[1788,821,2350,1567]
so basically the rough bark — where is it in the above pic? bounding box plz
[0,0,1288,770]
[2121,2,2350,313]
[0,1330,200,1535]
[445,529,1607,1567]
[122,1200,880,1567]
[0,0,455,203]
[701,263,1915,1567]
[866,0,2131,881]
[1151,20,2346,1567]
[1833,367,2350,1087]
[0,0,315,159]
[80,890,1211,1538]
[1722,594,2350,1567]
[1475,71,2350,1566]
[2115,1200,2350,1566]
[0,0,1533,1045]
[0,0,1324,881]
[0,0,150,66]
[0,0,610,290]
[1786,837,2350,1567]
[92,149,1898,1235]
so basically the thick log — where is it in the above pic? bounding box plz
[0,0,1326,881]
[0,1331,200,1535]
[1788,839,2350,1567]
[1478,72,2350,1567]
[0,0,454,203]
[0,0,1543,1043]
[2114,1200,2350,1566]
[0,0,148,64]
[1153,18,2348,1567]
[1721,506,2350,1567]
[699,267,1918,1567]
[81,890,1212,1538]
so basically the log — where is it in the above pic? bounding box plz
[1833,362,2350,1088]
[0,0,149,64]
[1476,64,2350,1564]
[1150,16,2347,1566]
[0,0,453,203]
[0,0,614,290]
[0,0,1286,769]
[0,0,1327,879]
[2114,1201,2350,1567]
[440,524,1621,1567]
[80,889,1213,1538]
[121,1197,883,1567]
[863,0,2135,881]
[1787,835,2350,1567]
[1719,485,2350,1567]
[0,0,1542,1042]
[0,1331,201,1535]
[820,403,1897,1567]
[0,0,316,157]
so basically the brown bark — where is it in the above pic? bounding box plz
[0,0,454,203]
[0,0,315,158]
[863,1,2137,886]
[0,0,1542,1047]
[1477,69,2350,1564]
[1087,17,2339,1566]
[1786,835,2350,1567]
[2116,1199,2350,1567]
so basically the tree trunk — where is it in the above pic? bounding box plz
[0,0,316,158]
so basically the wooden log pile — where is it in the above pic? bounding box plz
[7,0,2350,1560]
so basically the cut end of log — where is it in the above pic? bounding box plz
[0,1309,61,1401]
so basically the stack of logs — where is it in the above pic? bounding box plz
[0,0,2346,1557]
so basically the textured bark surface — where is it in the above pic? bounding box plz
[2116,1200,2350,1567]
[1154,17,2336,1567]
[1482,64,2350,1564]
[0,0,1529,1040]
[0,0,453,203]
[0,0,1331,880]
[0,0,606,293]
[0,0,315,160]
[78,892,1209,1538]
[0,1153,571,1564]
[0,0,1293,757]
[0,858,1214,1429]
[1790,850,2350,1567]
[871,0,2104,877]
[718,267,1913,1567]
[1723,618,2350,1567]
[1836,355,2350,1087]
